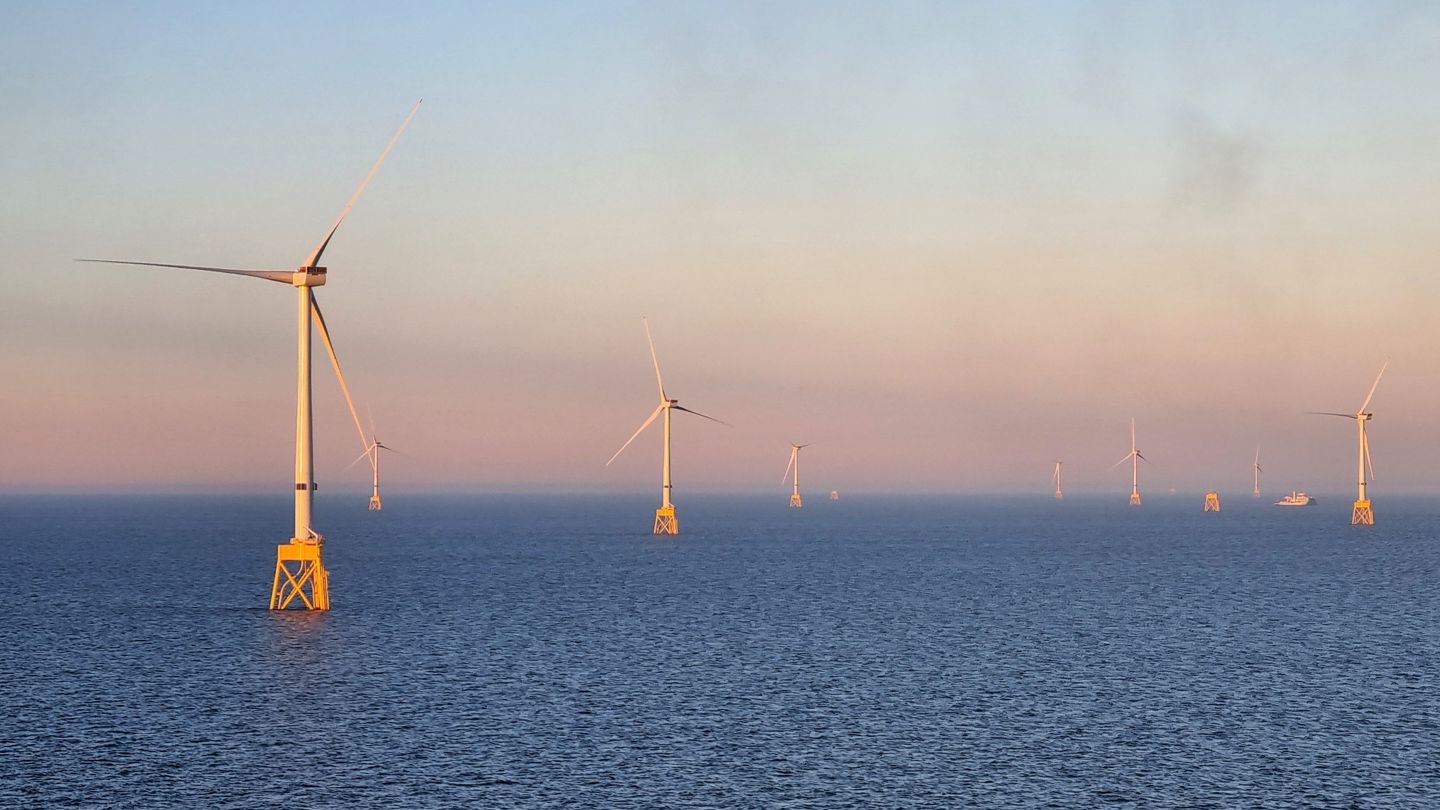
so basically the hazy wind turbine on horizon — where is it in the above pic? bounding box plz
[783,443,810,508]
[349,427,399,512]
[1253,446,1262,497]
[1111,418,1149,506]
[605,318,729,535]
[1053,461,1063,500]
[77,100,422,609]
[1310,360,1388,525]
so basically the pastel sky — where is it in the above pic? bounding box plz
[4,1,1440,496]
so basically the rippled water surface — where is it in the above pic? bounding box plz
[4,493,1439,808]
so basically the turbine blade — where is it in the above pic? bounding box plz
[1307,411,1357,419]
[1110,453,1134,470]
[605,405,664,467]
[76,259,292,283]
[311,295,373,463]
[642,317,666,401]
[1137,452,1152,466]
[1363,428,1375,482]
[782,450,796,484]
[672,405,731,426]
[1357,359,1389,415]
[345,444,377,471]
[303,99,422,268]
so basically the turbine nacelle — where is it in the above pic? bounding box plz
[293,266,328,287]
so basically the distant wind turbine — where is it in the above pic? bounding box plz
[783,443,810,508]
[78,101,421,609]
[349,430,400,512]
[1110,418,1149,506]
[1310,360,1388,525]
[1253,446,1262,497]
[1053,461,1064,500]
[606,318,729,534]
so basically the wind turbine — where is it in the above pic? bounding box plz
[78,101,421,609]
[783,443,810,508]
[1053,461,1064,500]
[1110,418,1148,506]
[1252,446,1262,497]
[349,430,399,512]
[606,318,728,534]
[1310,361,1388,525]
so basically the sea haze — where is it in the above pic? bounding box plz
[3,494,1438,808]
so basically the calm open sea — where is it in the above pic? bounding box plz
[3,493,1438,808]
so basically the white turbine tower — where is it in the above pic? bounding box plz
[79,101,421,610]
[606,318,728,534]
[1111,418,1148,506]
[1252,446,1262,497]
[1311,361,1388,525]
[783,443,810,508]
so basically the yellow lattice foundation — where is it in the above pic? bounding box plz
[653,506,678,535]
[1351,500,1373,525]
[269,540,330,610]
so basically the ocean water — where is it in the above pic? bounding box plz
[3,493,1438,808]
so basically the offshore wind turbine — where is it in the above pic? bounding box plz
[78,101,421,609]
[606,318,728,534]
[1111,418,1149,506]
[1253,446,1262,497]
[1053,461,1064,500]
[1310,361,1388,525]
[349,432,399,512]
[783,443,810,508]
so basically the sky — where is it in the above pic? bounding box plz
[4,1,1440,497]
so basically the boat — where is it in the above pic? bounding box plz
[1275,491,1315,507]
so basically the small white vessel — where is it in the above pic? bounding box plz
[1275,491,1315,507]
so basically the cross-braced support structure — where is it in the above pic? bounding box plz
[1204,491,1221,512]
[1352,500,1373,525]
[270,539,329,610]
[654,506,678,535]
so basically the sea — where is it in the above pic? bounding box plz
[3,492,1438,808]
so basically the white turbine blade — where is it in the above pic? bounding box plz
[311,295,373,462]
[345,444,377,471]
[303,99,422,268]
[642,317,666,401]
[76,259,292,283]
[672,404,731,427]
[367,403,377,439]
[782,450,796,484]
[1363,428,1375,482]
[1307,411,1356,419]
[606,405,664,467]
[1110,452,1134,470]
[1357,359,1389,415]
